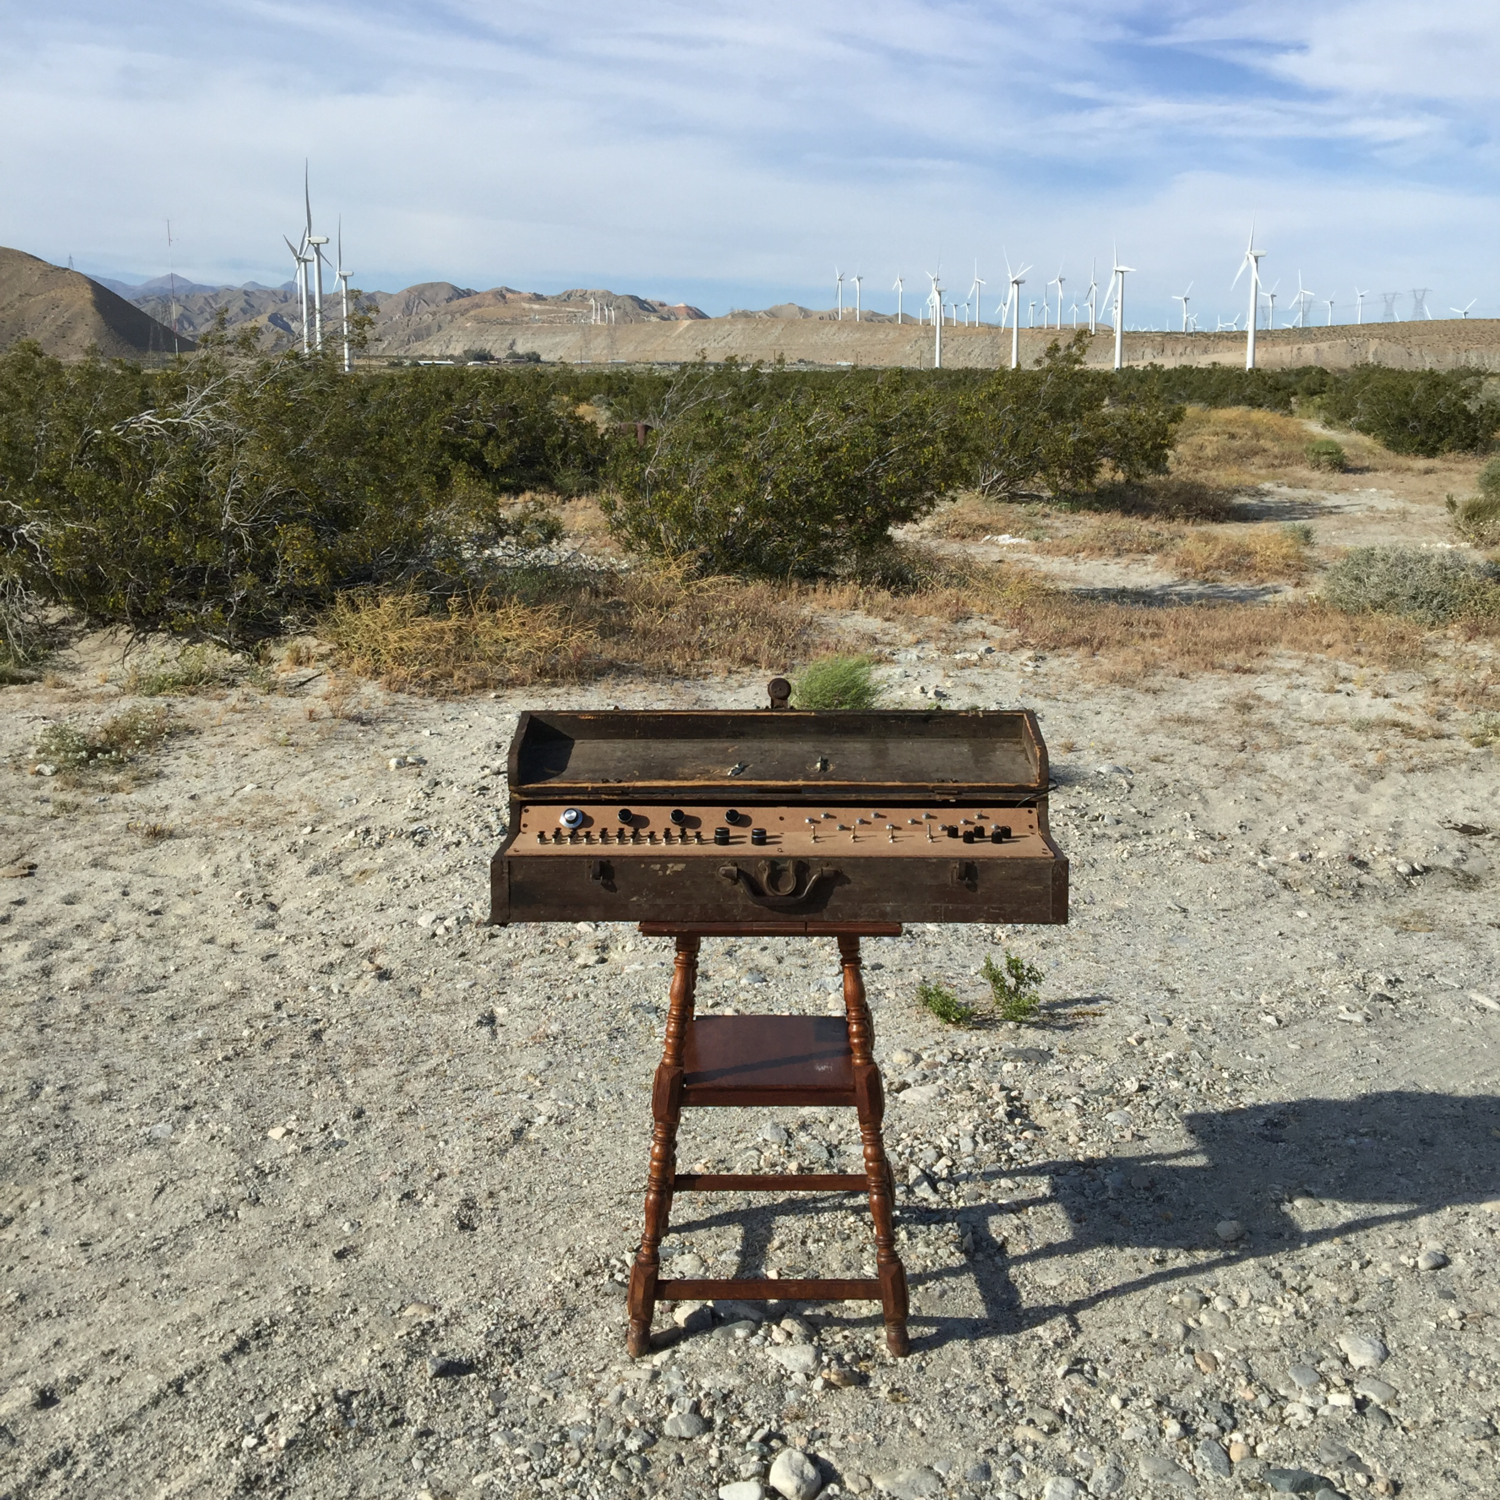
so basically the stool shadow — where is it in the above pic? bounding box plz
[896,1089,1500,1352]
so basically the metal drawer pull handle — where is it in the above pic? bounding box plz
[716,859,839,910]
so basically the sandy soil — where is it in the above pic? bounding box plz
[3,578,1499,1500]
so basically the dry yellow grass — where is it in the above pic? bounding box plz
[925,494,1042,541]
[1035,517,1313,583]
[321,570,826,695]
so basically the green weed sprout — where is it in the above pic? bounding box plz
[983,951,1045,1023]
[917,982,973,1026]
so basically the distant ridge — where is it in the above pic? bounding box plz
[0,248,194,359]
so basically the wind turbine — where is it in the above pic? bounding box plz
[1069,299,1079,328]
[1047,266,1064,331]
[283,233,312,353]
[1004,255,1030,368]
[1086,259,1099,336]
[1263,281,1280,328]
[1109,251,1134,370]
[927,271,942,368]
[971,266,985,328]
[1231,226,1265,369]
[1324,297,1335,326]
[335,217,352,373]
[892,274,904,324]
[835,268,844,321]
[852,272,863,322]
[1354,288,1368,324]
[1172,281,1193,333]
[1451,298,1476,318]
[1290,272,1314,329]
[303,163,328,353]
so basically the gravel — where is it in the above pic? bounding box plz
[2,640,1497,1500]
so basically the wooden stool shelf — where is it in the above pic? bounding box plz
[626,922,910,1358]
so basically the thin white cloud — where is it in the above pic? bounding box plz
[0,1,1495,319]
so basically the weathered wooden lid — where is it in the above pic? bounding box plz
[508,709,1048,802]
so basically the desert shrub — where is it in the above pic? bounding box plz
[962,334,1184,499]
[983,951,1044,1023]
[124,643,240,696]
[1321,369,1500,456]
[0,343,607,643]
[1447,493,1500,548]
[1322,546,1500,625]
[917,982,973,1026]
[0,575,48,681]
[1305,439,1347,471]
[791,654,880,710]
[603,361,961,579]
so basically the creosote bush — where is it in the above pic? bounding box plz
[1305,438,1347,471]
[790,655,881,710]
[604,360,961,579]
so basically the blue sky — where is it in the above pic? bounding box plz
[3,1,1498,325]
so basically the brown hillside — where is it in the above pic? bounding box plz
[0,247,193,359]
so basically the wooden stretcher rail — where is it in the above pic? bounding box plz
[672,1173,868,1192]
[656,1277,881,1303]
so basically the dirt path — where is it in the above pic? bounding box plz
[3,626,1497,1500]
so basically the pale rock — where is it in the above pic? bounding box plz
[1043,1479,1081,1500]
[770,1344,819,1376]
[1416,1247,1449,1271]
[873,1468,942,1499]
[1337,1332,1388,1370]
[674,1252,706,1278]
[1138,1453,1197,1492]
[672,1301,713,1334]
[1215,1219,1246,1243]
[768,1447,822,1500]
[1351,1376,1396,1405]
[1088,1459,1126,1497]
[1194,1439,1232,1479]
[664,1409,708,1440]
[721,1484,767,1500]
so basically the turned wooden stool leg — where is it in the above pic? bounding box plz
[839,935,910,1357]
[627,934,699,1357]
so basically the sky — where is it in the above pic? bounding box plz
[3,1,1499,327]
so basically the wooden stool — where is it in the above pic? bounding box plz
[625,922,910,1357]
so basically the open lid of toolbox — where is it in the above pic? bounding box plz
[507,710,1049,802]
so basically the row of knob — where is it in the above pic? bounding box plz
[536,826,769,846]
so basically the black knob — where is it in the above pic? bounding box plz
[725,809,746,826]
[669,808,688,826]
[994,825,1011,842]
[945,825,959,838]
[714,827,731,845]
[750,828,768,846]
[617,808,633,824]
[962,828,975,844]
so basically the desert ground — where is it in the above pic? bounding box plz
[2,415,1499,1500]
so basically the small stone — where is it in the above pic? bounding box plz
[1458,1418,1497,1441]
[874,1468,942,1499]
[266,1125,289,1141]
[399,1302,437,1320]
[1088,1460,1126,1497]
[1137,1453,1196,1492]
[672,1302,712,1334]
[1228,1442,1251,1463]
[1215,1219,1246,1243]
[778,1315,814,1344]
[1194,1351,1219,1375]
[664,1410,709,1440]
[761,1122,789,1145]
[1024,1405,1063,1433]
[1194,1439,1231,1479]
[768,1447,822,1500]
[1288,1364,1321,1389]
[1337,1332,1388,1370]
[823,1364,864,1388]
[674,1252,706,1278]
[1352,1376,1396,1404]
[770,1344,819,1376]
[1042,1479,1080,1500]
[1264,1467,1332,1494]
[720,1484,766,1500]
[1416,1248,1449,1271]
[426,1355,472,1378]
[1314,1436,1359,1469]
[889,1050,918,1067]
[963,1460,992,1484]
[148,1122,173,1140]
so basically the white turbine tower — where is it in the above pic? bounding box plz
[927,272,943,368]
[971,266,985,328]
[1109,252,1134,370]
[1324,297,1335,326]
[1172,281,1193,333]
[1231,225,1266,370]
[1047,266,1064,331]
[335,217,352,373]
[1086,260,1099,335]
[1291,272,1314,329]
[1004,256,1030,368]
[1354,287,1368,324]
[852,272,863,322]
[303,164,328,353]
[1451,298,1476,318]
[283,233,312,353]
[892,274,904,324]
[835,268,844,321]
